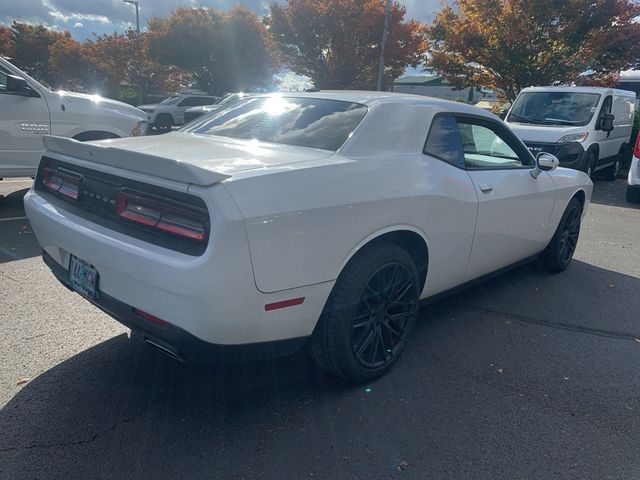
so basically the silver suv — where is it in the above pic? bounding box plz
[138,94,219,132]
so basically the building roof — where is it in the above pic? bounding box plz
[393,75,451,86]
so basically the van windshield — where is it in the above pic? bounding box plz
[507,92,601,126]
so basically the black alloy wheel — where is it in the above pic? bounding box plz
[558,204,581,266]
[538,197,582,273]
[308,242,421,383]
[351,263,417,369]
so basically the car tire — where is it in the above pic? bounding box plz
[538,197,582,273]
[154,114,173,133]
[584,152,597,177]
[308,242,421,383]
[603,156,621,181]
[627,186,640,203]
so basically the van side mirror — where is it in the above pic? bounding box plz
[531,152,559,179]
[6,75,36,97]
[598,113,615,133]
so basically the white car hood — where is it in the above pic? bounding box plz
[56,90,146,119]
[42,132,333,186]
[507,122,588,143]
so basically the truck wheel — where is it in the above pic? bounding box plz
[603,156,621,181]
[154,114,173,133]
[584,152,597,177]
[73,131,119,142]
[538,197,582,273]
[308,242,421,383]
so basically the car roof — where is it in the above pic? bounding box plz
[519,86,636,97]
[251,90,496,118]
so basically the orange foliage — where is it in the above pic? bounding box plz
[426,0,640,101]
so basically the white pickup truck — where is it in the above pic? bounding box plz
[0,57,147,178]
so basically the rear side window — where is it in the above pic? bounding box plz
[423,115,465,167]
[183,97,368,151]
[0,66,9,93]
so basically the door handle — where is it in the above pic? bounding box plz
[479,184,494,193]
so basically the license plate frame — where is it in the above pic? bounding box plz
[69,255,99,299]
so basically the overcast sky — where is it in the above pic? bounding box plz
[0,0,443,40]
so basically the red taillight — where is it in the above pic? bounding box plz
[42,167,81,200]
[634,132,640,159]
[116,191,208,242]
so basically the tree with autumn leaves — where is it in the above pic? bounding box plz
[147,6,279,95]
[2,0,640,101]
[268,0,426,90]
[426,0,640,102]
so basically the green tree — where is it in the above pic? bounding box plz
[268,0,427,90]
[426,0,640,102]
[147,6,279,94]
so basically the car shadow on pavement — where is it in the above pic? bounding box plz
[590,178,639,209]
[0,186,40,264]
[2,260,640,479]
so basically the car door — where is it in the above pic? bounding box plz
[0,65,50,176]
[593,95,616,165]
[457,115,557,280]
[175,96,210,124]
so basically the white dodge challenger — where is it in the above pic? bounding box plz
[24,92,592,382]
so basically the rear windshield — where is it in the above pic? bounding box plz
[182,97,368,151]
[507,91,601,126]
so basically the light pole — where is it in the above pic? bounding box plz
[376,0,392,91]
[123,0,142,105]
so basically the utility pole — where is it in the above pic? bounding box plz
[123,0,142,105]
[376,0,392,91]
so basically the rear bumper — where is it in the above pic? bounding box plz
[25,186,332,348]
[42,250,307,363]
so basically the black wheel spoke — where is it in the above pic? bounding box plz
[383,319,405,340]
[350,262,418,369]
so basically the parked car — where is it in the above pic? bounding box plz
[505,86,636,179]
[138,94,219,132]
[183,93,248,123]
[627,131,640,203]
[0,57,147,179]
[25,92,592,382]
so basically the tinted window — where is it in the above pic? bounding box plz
[0,66,9,93]
[508,91,601,126]
[424,116,464,167]
[458,121,526,169]
[184,97,368,151]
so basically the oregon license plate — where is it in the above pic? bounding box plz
[69,255,99,299]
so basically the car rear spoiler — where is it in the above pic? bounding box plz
[42,136,231,187]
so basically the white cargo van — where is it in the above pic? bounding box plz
[0,57,147,179]
[506,86,636,179]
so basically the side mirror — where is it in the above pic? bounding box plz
[531,152,559,179]
[598,113,615,133]
[6,75,36,97]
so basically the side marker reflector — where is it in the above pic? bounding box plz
[265,297,305,311]
[133,308,170,327]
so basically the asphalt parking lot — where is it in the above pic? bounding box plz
[1,177,639,480]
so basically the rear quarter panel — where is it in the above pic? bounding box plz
[224,153,479,297]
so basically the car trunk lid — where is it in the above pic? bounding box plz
[43,132,334,187]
